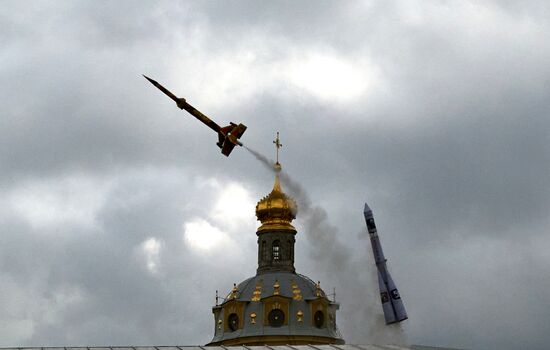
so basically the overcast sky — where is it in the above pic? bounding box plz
[1,1,550,349]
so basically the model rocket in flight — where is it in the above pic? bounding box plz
[364,202,408,324]
[143,75,247,157]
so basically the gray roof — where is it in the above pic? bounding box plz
[231,272,323,301]
[211,272,342,344]
[0,345,464,350]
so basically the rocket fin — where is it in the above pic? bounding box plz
[220,139,237,156]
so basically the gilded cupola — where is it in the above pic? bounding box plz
[255,163,297,233]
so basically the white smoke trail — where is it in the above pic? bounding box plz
[244,145,407,345]
[243,145,276,172]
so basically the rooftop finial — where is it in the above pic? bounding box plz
[273,131,282,169]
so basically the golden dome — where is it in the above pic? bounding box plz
[255,163,297,232]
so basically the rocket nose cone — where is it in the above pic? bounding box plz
[364,202,372,214]
[142,74,156,84]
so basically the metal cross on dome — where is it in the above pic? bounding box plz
[273,132,282,165]
[273,131,283,164]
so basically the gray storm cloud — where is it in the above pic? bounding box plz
[1,1,550,349]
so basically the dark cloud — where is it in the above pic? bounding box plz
[1,1,549,349]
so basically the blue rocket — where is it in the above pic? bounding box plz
[364,202,408,324]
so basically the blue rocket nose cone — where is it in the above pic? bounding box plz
[363,202,372,214]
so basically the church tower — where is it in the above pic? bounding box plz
[207,134,344,346]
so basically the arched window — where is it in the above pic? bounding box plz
[314,310,324,328]
[272,240,280,261]
[228,313,239,331]
[268,308,285,327]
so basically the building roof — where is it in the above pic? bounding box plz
[230,272,324,302]
[0,345,463,350]
[210,272,343,345]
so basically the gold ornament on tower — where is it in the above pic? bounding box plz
[230,283,238,299]
[251,282,262,302]
[273,280,281,295]
[297,310,304,322]
[292,281,303,301]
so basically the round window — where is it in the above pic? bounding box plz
[228,313,239,331]
[268,308,285,327]
[314,310,324,328]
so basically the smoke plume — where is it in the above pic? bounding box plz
[244,145,407,344]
